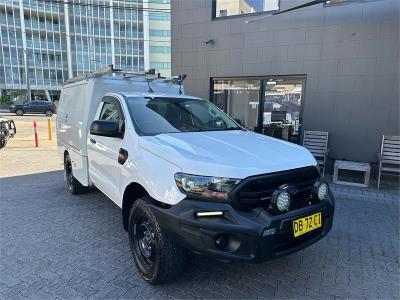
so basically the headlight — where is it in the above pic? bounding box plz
[272,190,291,212]
[315,181,329,201]
[174,173,240,201]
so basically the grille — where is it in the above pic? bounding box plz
[229,166,320,211]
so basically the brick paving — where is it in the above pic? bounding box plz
[0,169,399,299]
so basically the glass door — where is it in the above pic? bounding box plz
[262,76,306,143]
[213,79,260,131]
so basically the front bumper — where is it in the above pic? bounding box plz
[150,192,334,262]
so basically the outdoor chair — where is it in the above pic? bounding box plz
[303,131,329,177]
[377,135,400,190]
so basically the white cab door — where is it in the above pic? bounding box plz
[87,97,126,202]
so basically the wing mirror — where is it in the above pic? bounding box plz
[90,120,122,137]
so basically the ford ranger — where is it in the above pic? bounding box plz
[57,67,334,284]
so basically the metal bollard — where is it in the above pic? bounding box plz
[33,121,39,147]
[47,118,52,140]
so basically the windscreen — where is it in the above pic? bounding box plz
[126,97,241,136]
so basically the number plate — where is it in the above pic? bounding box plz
[293,212,322,237]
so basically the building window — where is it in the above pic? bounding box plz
[149,12,171,21]
[213,79,260,131]
[211,75,306,144]
[213,0,279,19]
[149,46,171,53]
[149,30,171,37]
[150,62,171,69]
[149,0,170,3]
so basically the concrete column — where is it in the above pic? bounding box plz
[110,0,115,66]
[143,0,150,71]
[18,0,31,100]
[45,90,51,101]
[63,0,73,78]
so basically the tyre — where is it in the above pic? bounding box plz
[45,110,53,117]
[128,198,187,284]
[0,139,7,149]
[15,109,24,116]
[64,154,87,194]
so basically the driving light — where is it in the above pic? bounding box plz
[174,173,240,201]
[196,211,224,217]
[272,190,291,212]
[317,181,329,201]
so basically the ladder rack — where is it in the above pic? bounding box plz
[64,64,185,85]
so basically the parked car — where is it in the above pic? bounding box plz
[57,71,335,285]
[0,117,16,149]
[10,100,57,116]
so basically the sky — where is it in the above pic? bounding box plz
[245,0,264,11]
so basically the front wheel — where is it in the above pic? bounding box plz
[64,154,87,194]
[0,139,7,149]
[15,109,24,116]
[128,198,187,284]
[45,110,53,117]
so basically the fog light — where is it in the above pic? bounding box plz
[317,181,329,201]
[215,234,228,250]
[272,190,291,212]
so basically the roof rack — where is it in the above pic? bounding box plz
[64,64,185,85]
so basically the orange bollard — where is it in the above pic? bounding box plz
[33,121,39,147]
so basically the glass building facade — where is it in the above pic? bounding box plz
[0,0,171,100]
[148,0,170,77]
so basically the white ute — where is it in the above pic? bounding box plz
[57,65,334,284]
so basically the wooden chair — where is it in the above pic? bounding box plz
[377,135,400,190]
[303,131,329,177]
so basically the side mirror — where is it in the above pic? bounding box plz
[90,120,121,137]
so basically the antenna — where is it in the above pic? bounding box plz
[178,74,187,95]
[146,78,154,93]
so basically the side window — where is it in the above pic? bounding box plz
[99,102,120,122]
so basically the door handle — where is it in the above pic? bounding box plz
[118,148,128,165]
[90,138,96,144]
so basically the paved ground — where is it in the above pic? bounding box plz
[1,171,399,300]
[0,113,61,178]
[0,115,399,299]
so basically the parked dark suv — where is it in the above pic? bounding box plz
[10,101,57,116]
